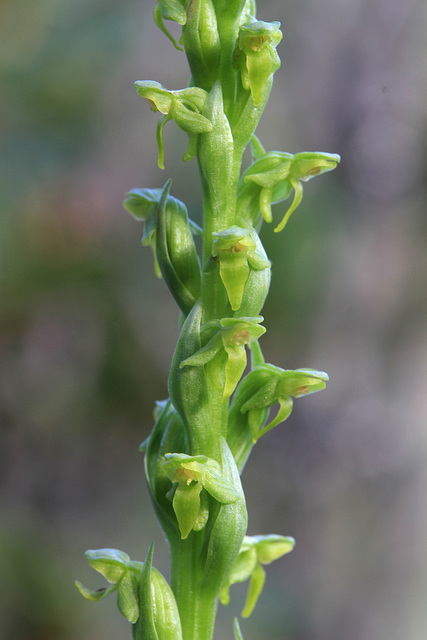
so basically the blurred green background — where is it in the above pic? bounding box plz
[1,0,427,638]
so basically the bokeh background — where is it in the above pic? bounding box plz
[1,0,427,638]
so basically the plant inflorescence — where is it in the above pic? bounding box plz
[76,2,339,638]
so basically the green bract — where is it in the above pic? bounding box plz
[135,544,183,640]
[182,0,220,91]
[144,398,188,541]
[123,182,202,314]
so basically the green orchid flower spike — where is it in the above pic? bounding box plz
[180,316,266,400]
[238,150,341,231]
[164,451,240,539]
[238,20,283,106]
[211,226,270,311]
[134,81,212,168]
[78,2,340,639]
[220,534,295,618]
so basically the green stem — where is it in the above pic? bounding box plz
[171,532,218,640]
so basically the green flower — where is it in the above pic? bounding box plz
[238,150,341,231]
[134,81,212,168]
[240,365,329,440]
[180,316,266,400]
[75,548,142,623]
[220,534,295,617]
[211,226,270,311]
[238,21,283,106]
[164,452,240,539]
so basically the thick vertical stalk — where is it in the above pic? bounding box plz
[170,532,218,640]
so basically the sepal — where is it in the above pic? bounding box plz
[75,580,117,602]
[156,0,187,24]
[85,548,133,583]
